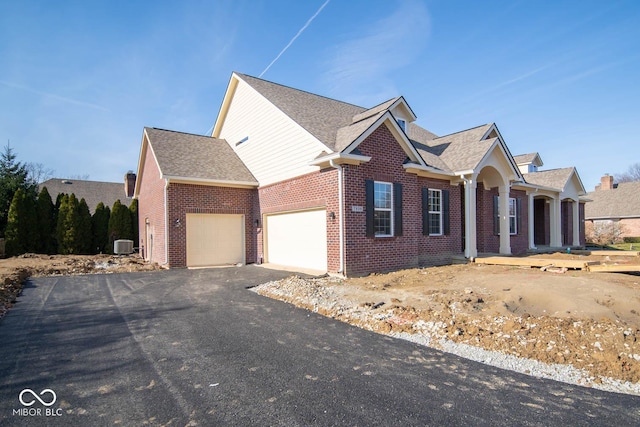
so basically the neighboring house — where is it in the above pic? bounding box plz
[40,173,136,214]
[584,175,640,239]
[134,72,587,276]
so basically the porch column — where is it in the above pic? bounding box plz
[572,199,580,247]
[499,184,511,255]
[549,197,562,247]
[464,178,478,258]
[528,193,536,250]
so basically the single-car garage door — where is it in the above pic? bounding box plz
[186,214,244,267]
[265,209,327,272]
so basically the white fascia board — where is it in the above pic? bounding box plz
[134,130,164,198]
[133,130,149,198]
[212,73,240,138]
[164,175,259,189]
[476,139,522,181]
[390,96,418,121]
[483,124,524,180]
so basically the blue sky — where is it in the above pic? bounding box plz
[1,0,638,191]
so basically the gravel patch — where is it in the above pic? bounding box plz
[251,276,640,396]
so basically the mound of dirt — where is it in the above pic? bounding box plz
[0,253,162,319]
[253,262,640,385]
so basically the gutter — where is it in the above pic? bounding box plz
[329,159,345,275]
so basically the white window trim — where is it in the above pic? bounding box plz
[429,189,443,236]
[374,181,394,237]
[508,197,517,235]
[396,118,406,132]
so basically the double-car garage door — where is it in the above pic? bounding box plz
[265,209,327,272]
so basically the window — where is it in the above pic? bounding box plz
[428,189,442,235]
[397,118,406,132]
[495,196,517,235]
[374,181,393,236]
[508,198,517,235]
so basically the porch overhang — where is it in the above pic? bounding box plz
[310,153,372,169]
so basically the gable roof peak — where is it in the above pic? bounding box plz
[234,72,364,110]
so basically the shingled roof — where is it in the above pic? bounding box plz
[410,124,497,172]
[585,181,640,219]
[40,178,131,213]
[522,167,576,191]
[144,128,257,184]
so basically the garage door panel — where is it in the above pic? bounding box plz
[266,210,327,272]
[186,214,244,267]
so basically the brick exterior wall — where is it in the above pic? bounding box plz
[476,186,528,254]
[257,169,340,272]
[341,124,463,276]
[166,184,257,268]
[137,146,167,266]
[621,218,640,238]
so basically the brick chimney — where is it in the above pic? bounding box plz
[598,174,614,191]
[124,171,136,197]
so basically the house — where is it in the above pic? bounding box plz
[584,175,640,239]
[40,173,136,214]
[134,72,587,276]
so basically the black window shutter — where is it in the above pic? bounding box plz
[422,188,429,236]
[394,182,403,236]
[493,195,499,236]
[443,189,450,235]
[516,197,522,235]
[365,180,374,237]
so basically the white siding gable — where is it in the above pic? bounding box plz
[216,78,331,186]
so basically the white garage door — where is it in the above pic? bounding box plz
[186,214,244,267]
[265,209,327,272]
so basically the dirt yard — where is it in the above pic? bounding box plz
[0,253,162,319]
[254,253,640,386]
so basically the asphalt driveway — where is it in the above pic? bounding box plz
[1,266,639,426]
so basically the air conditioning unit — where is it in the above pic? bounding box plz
[114,239,134,255]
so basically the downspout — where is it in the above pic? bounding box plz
[329,160,345,275]
[164,178,170,266]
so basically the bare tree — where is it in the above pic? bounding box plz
[25,162,55,185]
[65,174,91,180]
[585,221,627,245]
[615,163,640,183]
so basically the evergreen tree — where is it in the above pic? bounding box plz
[5,188,37,256]
[57,194,81,254]
[92,202,110,254]
[36,187,56,254]
[0,143,36,236]
[108,199,133,246]
[129,199,139,247]
[77,198,92,254]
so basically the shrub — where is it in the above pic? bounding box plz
[623,236,640,244]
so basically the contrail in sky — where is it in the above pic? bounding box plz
[259,0,331,78]
[0,80,108,111]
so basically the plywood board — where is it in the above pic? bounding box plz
[474,256,598,269]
